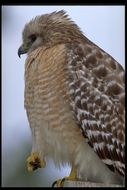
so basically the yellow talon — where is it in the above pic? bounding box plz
[27,152,46,171]
[52,168,78,187]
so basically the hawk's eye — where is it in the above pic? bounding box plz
[29,34,37,43]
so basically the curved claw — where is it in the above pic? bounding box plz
[52,180,57,187]
[52,178,65,187]
[52,168,78,187]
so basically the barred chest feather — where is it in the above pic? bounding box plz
[24,44,85,167]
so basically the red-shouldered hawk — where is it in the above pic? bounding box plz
[18,10,125,186]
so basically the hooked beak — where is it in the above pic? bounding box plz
[18,44,28,58]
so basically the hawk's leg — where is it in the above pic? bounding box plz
[27,152,46,171]
[52,167,78,187]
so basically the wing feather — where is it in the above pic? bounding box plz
[66,41,125,176]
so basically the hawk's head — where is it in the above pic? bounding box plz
[18,10,84,57]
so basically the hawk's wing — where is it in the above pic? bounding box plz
[66,41,125,176]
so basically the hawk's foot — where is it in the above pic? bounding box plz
[27,152,46,171]
[52,168,78,187]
